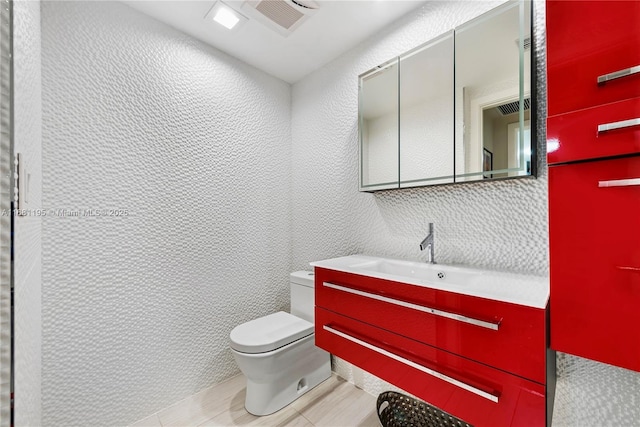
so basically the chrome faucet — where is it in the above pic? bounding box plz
[419,223,435,264]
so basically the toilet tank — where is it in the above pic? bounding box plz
[290,271,316,323]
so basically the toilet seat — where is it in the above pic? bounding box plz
[230,311,314,354]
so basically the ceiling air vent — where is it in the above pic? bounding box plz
[243,0,319,37]
[497,98,531,116]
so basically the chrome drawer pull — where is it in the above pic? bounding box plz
[323,282,500,330]
[598,178,640,188]
[323,325,500,403]
[597,65,640,84]
[597,118,640,133]
[617,266,640,273]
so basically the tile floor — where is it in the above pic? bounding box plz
[130,374,381,427]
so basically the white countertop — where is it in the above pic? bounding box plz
[310,254,549,309]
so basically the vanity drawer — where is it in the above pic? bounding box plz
[547,97,640,165]
[315,308,546,427]
[314,268,546,384]
[549,156,640,371]
[547,0,640,116]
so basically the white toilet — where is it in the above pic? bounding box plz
[229,271,331,416]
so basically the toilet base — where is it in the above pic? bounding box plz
[236,335,331,416]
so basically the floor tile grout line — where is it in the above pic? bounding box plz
[157,374,246,427]
[292,406,316,427]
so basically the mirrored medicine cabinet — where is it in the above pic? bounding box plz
[359,0,534,192]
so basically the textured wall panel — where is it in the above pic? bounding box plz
[12,0,43,425]
[553,354,640,426]
[0,0,13,424]
[40,2,291,426]
[291,1,640,425]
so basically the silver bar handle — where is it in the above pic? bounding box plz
[323,325,500,403]
[598,178,640,188]
[617,266,640,273]
[597,65,640,84]
[323,282,500,330]
[597,118,640,133]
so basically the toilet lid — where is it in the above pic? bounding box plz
[229,311,314,354]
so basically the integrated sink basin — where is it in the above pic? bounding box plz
[348,258,480,286]
[311,254,549,308]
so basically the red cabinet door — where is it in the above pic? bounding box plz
[549,156,640,371]
[314,268,547,384]
[315,307,546,427]
[547,0,640,116]
[547,97,640,164]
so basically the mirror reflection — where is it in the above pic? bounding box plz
[399,32,454,187]
[455,0,532,181]
[359,59,399,191]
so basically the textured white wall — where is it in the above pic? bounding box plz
[291,1,640,425]
[40,1,291,425]
[13,0,43,425]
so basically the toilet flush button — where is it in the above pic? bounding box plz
[297,378,308,394]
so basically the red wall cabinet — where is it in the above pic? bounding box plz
[547,97,640,164]
[547,0,640,372]
[549,157,640,370]
[546,0,640,117]
[314,268,554,427]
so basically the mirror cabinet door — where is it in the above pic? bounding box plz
[454,0,533,182]
[359,59,400,191]
[358,0,534,192]
[399,31,454,188]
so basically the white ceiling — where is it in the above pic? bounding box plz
[122,0,428,83]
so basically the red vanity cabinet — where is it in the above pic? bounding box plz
[547,0,640,372]
[316,308,546,427]
[315,268,547,384]
[313,268,553,427]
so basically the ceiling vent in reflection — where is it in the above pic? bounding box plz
[515,36,532,51]
[497,98,531,115]
[243,0,319,37]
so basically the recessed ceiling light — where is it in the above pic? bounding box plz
[207,2,248,30]
[214,6,239,29]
